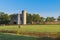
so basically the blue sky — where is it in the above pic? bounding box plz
[0,0,60,18]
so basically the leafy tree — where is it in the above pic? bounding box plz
[10,14,17,20]
[45,17,56,22]
[26,13,41,24]
[0,12,10,24]
[32,14,41,23]
[40,17,45,22]
[45,17,51,22]
[26,13,33,24]
[57,16,60,21]
[50,17,55,22]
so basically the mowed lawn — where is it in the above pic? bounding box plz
[0,25,60,32]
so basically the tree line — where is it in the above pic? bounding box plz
[0,12,60,24]
[27,13,60,24]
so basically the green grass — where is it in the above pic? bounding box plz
[0,25,60,32]
[0,25,18,31]
[0,33,38,40]
[21,25,60,32]
[0,33,57,40]
[0,25,60,40]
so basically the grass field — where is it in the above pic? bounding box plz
[0,33,38,40]
[0,25,60,32]
[0,25,60,40]
[0,33,58,40]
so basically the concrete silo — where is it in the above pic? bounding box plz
[22,10,26,24]
[17,14,20,25]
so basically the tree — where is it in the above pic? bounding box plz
[31,14,41,24]
[26,13,41,24]
[0,12,10,24]
[40,17,45,22]
[45,17,56,22]
[26,13,33,24]
[45,17,51,22]
[50,17,55,22]
[57,16,60,21]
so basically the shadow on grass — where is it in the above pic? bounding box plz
[0,33,38,40]
[37,37,58,40]
[0,33,60,40]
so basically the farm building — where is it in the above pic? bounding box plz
[10,10,26,25]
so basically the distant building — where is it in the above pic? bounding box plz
[10,10,26,25]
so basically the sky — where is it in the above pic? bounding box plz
[0,0,60,18]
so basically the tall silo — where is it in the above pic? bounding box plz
[22,10,26,24]
[17,14,20,24]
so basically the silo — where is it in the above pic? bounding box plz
[22,10,26,24]
[17,14,20,24]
